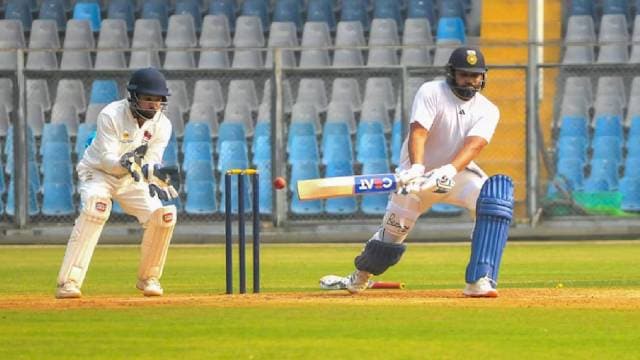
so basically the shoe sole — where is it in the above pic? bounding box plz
[463,290,498,298]
[55,292,81,299]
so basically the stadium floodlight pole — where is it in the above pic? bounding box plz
[526,0,541,226]
[14,48,27,228]
[271,47,287,227]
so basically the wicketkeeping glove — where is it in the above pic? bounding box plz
[119,144,148,181]
[142,163,180,200]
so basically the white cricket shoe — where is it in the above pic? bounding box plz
[463,276,498,298]
[56,281,82,299]
[345,270,372,294]
[136,277,164,297]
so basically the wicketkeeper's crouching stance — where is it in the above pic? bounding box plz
[56,68,179,299]
[321,47,514,297]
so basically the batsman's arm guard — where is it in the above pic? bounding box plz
[354,240,407,276]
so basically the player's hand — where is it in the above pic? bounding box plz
[148,183,179,201]
[143,164,180,201]
[119,144,148,181]
[430,164,457,193]
[396,164,426,186]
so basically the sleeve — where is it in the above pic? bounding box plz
[93,113,128,175]
[467,104,500,143]
[409,83,438,131]
[144,117,172,166]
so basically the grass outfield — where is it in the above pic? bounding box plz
[1,241,640,359]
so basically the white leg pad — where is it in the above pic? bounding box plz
[57,196,111,287]
[371,194,421,244]
[138,206,177,281]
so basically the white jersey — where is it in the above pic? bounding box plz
[399,80,500,171]
[79,99,173,177]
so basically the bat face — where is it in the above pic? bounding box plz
[297,173,397,200]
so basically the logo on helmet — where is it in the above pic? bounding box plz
[466,50,478,65]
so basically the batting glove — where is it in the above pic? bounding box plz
[430,164,457,194]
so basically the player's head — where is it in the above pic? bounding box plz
[127,67,170,120]
[446,47,488,101]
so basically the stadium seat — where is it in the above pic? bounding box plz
[563,15,596,64]
[308,0,336,31]
[216,122,246,153]
[60,19,94,70]
[228,80,259,113]
[273,0,302,31]
[0,106,8,138]
[183,141,213,173]
[620,177,640,212]
[594,115,623,139]
[90,80,119,104]
[73,1,101,32]
[563,77,593,107]
[39,0,67,30]
[357,120,385,151]
[571,0,595,17]
[263,78,293,114]
[218,140,249,171]
[623,156,640,178]
[193,80,225,113]
[75,123,97,156]
[596,76,626,105]
[360,160,391,214]
[289,135,319,164]
[182,122,212,152]
[364,77,395,111]
[440,0,465,18]
[223,102,254,136]
[189,103,219,136]
[256,161,272,214]
[108,0,135,32]
[361,100,391,131]
[42,182,75,216]
[402,18,433,65]
[56,79,87,114]
[24,103,44,138]
[588,158,620,190]
[437,17,466,43]
[367,18,400,66]
[6,178,39,217]
[232,16,265,67]
[252,135,271,165]
[325,161,357,214]
[199,15,232,69]
[4,1,32,31]
[290,161,322,214]
[26,20,60,70]
[287,121,316,153]
[560,95,590,119]
[592,136,623,163]
[598,14,629,63]
[341,0,370,31]
[162,140,179,168]
[41,142,72,165]
[557,136,587,162]
[296,78,328,113]
[185,180,217,214]
[254,121,271,139]
[185,160,215,189]
[556,158,585,191]
[241,0,270,32]
[559,116,588,138]
[326,101,357,134]
[322,133,353,165]
[407,0,435,25]
[322,121,350,149]
[0,78,13,115]
[300,21,332,68]
[357,133,388,163]
[333,21,365,67]
[175,0,203,33]
[165,14,198,69]
[142,0,170,32]
[391,120,403,165]
[209,0,237,31]
[264,21,297,68]
[41,123,70,148]
[603,0,630,16]
[374,0,402,30]
[50,103,79,137]
[84,103,106,126]
[130,19,164,69]
[0,20,25,69]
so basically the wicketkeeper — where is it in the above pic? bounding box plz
[55,68,179,299]
[321,47,514,297]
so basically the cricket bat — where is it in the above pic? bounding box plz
[297,173,399,200]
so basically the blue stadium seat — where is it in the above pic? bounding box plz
[357,133,388,163]
[627,140,640,158]
[185,180,217,214]
[242,0,269,32]
[322,121,350,151]
[0,164,5,195]
[391,120,403,165]
[587,158,619,190]
[556,136,587,162]
[629,116,640,137]
[182,122,212,152]
[325,161,357,214]
[356,120,385,151]
[90,80,119,104]
[360,160,391,214]
[252,136,271,165]
[256,161,272,214]
[571,0,595,17]
[183,141,213,173]
[143,0,170,32]
[4,1,32,31]
[176,0,203,33]
[407,0,436,25]
[322,133,353,165]
[273,0,302,32]
[41,142,72,164]
[623,156,640,178]
[185,160,215,184]
[162,140,179,168]
[108,0,136,32]
[219,172,252,214]
[39,0,68,31]
[41,123,70,149]
[620,177,640,211]
[341,0,370,31]
[429,203,464,216]
[593,115,623,139]
[73,1,101,32]
[42,161,73,187]
[436,17,466,43]
[592,136,622,163]
[6,178,39,217]
[218,140,249,171]
[373,0,402,30]
[559,116,588,138]
[290,161,322,214]
[439,0,465,18]
[603,0,629,16]
[216,122,246,154]
[287,122,315,153]
[556,158,585,191]
[209,0,237,31]
[289,135,319,164]
[75,123,97,156]
[307,0,336,31]
[42,182,75,216]
[254,122,271,138]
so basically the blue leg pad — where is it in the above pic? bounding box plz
[354,240,407,275]
[465,175,514,284]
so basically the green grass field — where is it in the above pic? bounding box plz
[1,241,640,359]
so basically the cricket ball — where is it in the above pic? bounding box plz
[273,176,287,190]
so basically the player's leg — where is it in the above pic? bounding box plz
[446,172,514,297]
[56,195,112,298]
[116,182,176,296]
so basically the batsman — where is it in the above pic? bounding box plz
[55,68,179,299]
[321,47,514,297]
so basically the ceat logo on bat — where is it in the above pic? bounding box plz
[354,175,397,194]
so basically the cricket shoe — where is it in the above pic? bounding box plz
[136,277,164,297]
[345,270,372,294]
[56,281,82,299]
[463,276,498,298]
